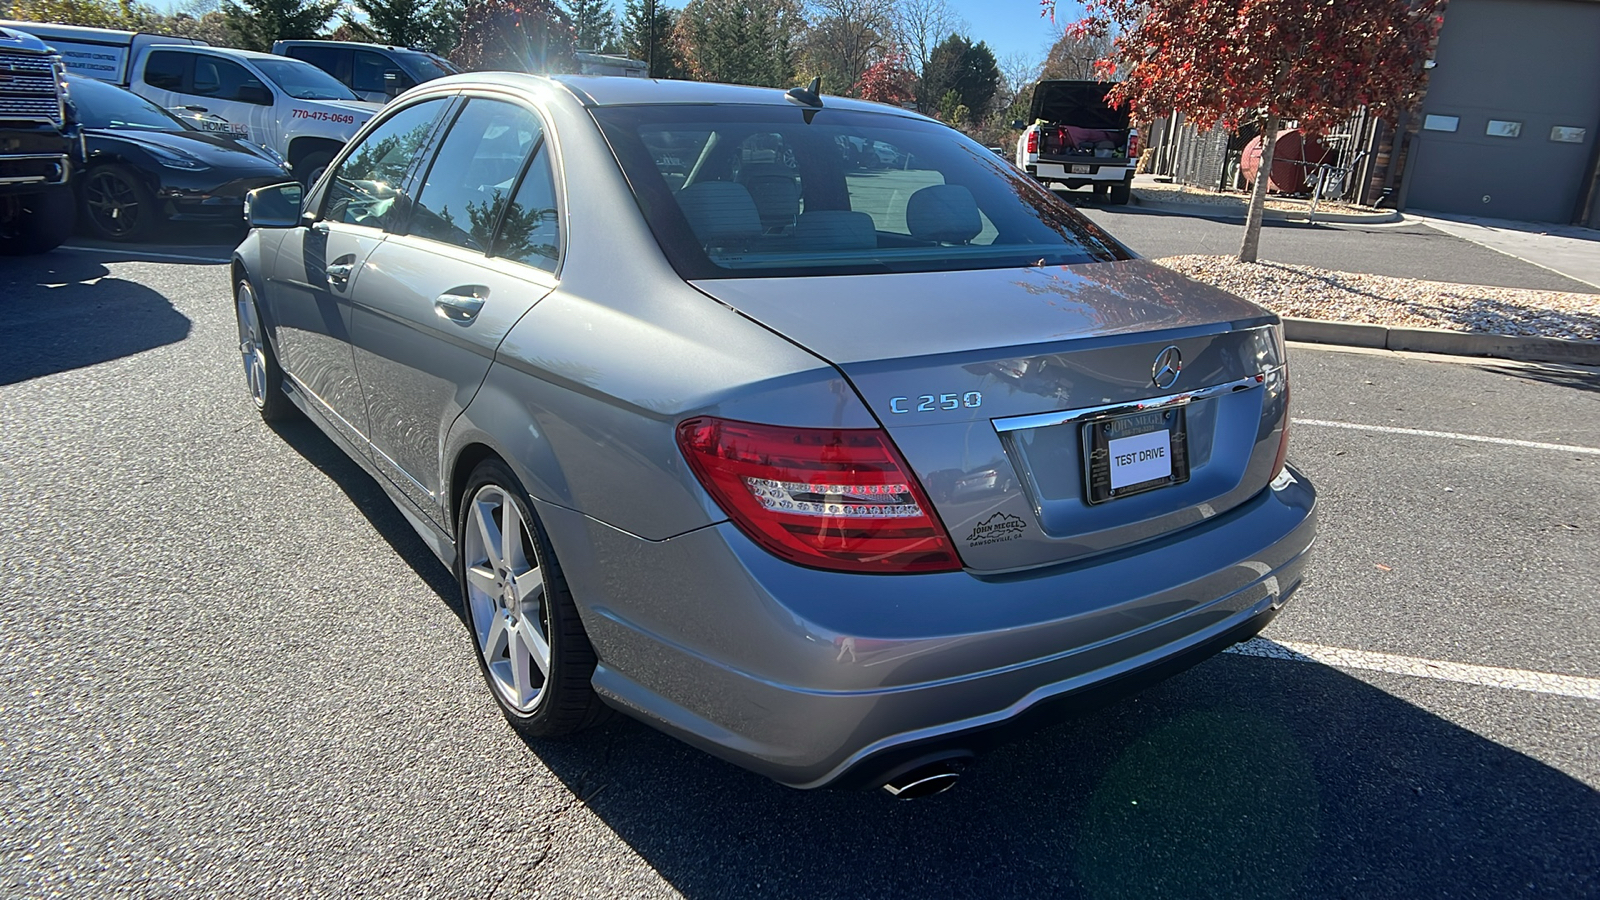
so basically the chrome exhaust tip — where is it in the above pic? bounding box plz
[880,762,962,800]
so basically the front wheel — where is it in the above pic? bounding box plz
[457,460,610,737]
[234,279,297,422]
[0,187,75,255]
[82,164,158,241]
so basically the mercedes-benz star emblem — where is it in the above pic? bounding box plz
[1151,345,1183,389]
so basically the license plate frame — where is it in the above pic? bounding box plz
[1070,164,1092,174]
[1083,406,1191,505]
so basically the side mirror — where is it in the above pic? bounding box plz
[238,84,273,106]
[245,182,304,229]
[383,70,405,100]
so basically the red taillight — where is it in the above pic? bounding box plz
[676,417,962,574]
[1127,130,1141,159]
[1270,363,1291,480]
[1025,128,1038,155]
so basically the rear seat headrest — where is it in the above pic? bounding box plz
[906,184,982,244]
[676,182,762,246]
[793,210,877,251]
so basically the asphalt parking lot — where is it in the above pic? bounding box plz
[2,248,1596,898]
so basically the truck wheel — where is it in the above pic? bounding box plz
[1109,181,1133,205]
[1092,184,1110,199]
[0,187,76,256]
[82,165,158,242]
[296,151,333,189]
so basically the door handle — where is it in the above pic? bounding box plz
[325,262,353,288]
[434,286,488,322]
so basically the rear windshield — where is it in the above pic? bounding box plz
[592,105,1131,279]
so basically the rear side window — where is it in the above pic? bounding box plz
[323,98,448,229]
[142,51,187,91]
[408,99,543,253]
[286,45,345,79]
[593,105,1130,279]
[493,147,560,272]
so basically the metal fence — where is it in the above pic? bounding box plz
[1146,109,1389,205]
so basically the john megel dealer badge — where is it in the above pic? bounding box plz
[965,512,1027,546]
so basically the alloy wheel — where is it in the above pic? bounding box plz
[84,169,144,238]
[463,484,551,713]
[235,283,268,408]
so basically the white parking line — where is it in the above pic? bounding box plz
[1292,418,1600,456]
[1227,638,1600,700]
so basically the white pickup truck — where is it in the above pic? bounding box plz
[10,24,380,186]
[1015,80,1139,204]
[125,45,380,185]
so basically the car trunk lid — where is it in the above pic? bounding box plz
[689,260,1289,572]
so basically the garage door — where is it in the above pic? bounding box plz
[1406,0,1600,223]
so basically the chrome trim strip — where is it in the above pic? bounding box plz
[990,365,1283,434]
[0,153,67,186]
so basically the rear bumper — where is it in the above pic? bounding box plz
[1027,160,1132,184]
[545,465,1316,789]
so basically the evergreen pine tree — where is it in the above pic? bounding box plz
[223,0,339,51]
[565,0,619,53]
[621,0,683,77]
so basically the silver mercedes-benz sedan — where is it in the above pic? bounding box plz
[232,73,1316,798]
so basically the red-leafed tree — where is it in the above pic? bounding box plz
[1048,0,1446,262]
[452,0,577,73]
[854,51,916,106]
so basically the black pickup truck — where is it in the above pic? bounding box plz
[0,25,80,254]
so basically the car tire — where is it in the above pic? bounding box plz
[296,151,333,189]
[1109,181,1133,205]
[234,278,297,422]
[0,187,76,255]
[457,460,610,737]
[81,164,158,242]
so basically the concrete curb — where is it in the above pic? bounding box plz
[1131,193,1402,225]
[1283,317,1600,366]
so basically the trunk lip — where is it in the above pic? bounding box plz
[992,339,1282,434]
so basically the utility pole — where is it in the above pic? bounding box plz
[647,0,656,77]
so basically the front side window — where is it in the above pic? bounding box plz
[191,56,269,103]
[142,51,187,91]
[353,51,400,94]
[323,98,447,229]
[253,57,359,101]
[593,105,1131,279]
[408,99,544,253]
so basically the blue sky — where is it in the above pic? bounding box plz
[945,0,1083,69]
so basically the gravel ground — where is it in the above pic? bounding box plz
[1157,254,1600,341]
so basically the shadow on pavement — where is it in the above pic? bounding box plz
[1473,363,1600,397]
[260,392,1600,899]
[267,416,459,606]
[528,659,1599,899]
[0,254,192,385]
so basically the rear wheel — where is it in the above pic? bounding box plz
[82,164,158,241]
[1108,180,1133,205]
[0,187,75,255]
[457,460,610,736]
[234,279,297,422]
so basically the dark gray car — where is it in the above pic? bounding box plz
[231,74,1316,798]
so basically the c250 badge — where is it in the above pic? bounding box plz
[888,391,982,414]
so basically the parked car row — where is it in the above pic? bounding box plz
[0,23,467,249]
